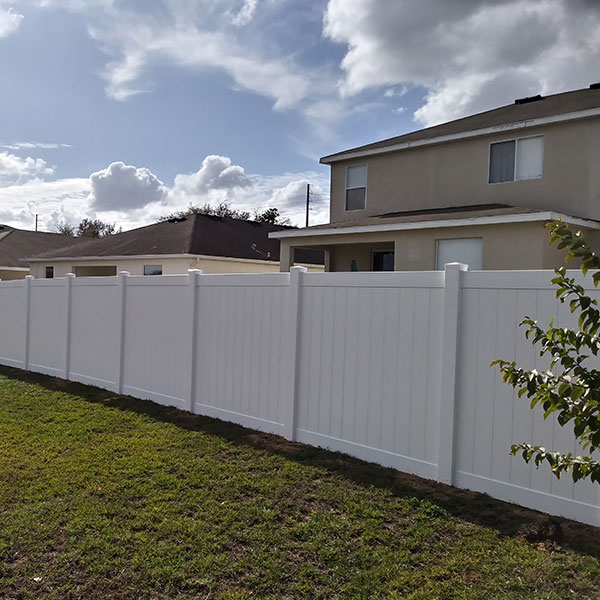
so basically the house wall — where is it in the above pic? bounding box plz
[329,118,600,223]
[283,222,600,272]
[29,255,323,278]
[0,269,28,280]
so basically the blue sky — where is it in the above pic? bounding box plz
[0,0,599,231]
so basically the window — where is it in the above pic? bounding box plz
[489,135,543,183]
[345,165,367,210]
[45,266,54,279]
[436,238,483,270]
[144,264,163,276]
[372,251,394,271]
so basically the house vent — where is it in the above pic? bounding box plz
[514,94,543,105]
[590,82,600,90]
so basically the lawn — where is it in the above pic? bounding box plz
[0,366,599,599]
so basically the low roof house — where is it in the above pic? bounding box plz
[27,213,324,278]
[271,85,600,271]
[0,224,87,280]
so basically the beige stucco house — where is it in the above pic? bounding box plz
[26,213,323,278]
[271,85,600,271]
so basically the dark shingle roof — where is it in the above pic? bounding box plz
[321,86,600,162]
[0,225,87,268]
[28,214,324,265]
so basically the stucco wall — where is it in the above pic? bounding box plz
[284,222,599,272]
[0,269,28,280]
[329,118,600,223]
[29,255,323,278]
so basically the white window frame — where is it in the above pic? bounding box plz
[488,134,544,184]
[345,164,368,211]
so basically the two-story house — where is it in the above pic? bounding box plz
[271,85,600,271]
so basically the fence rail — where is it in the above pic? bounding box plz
[0,266,598,526]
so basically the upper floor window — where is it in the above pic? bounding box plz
[345,165,367,210]
[489,135,543,183]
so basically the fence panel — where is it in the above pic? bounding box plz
[455,271,600,524]
[0,280,26,368]
[193,273,289,435]
[69,277,121,390]
[295,271,444,480]
[121,276,189,409]
[28,279,67,377]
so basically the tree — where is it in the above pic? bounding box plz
[254,207,291,225]
[493,221,600,484]
[158,201,251,222]
[54,218,120,238]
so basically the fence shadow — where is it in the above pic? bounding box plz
[3,365,599,560]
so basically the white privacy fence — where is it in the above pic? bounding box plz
[0,267,598,526]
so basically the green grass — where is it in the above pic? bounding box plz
[0,366,599,599]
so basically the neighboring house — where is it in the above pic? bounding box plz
[271,85,600,271]
[26,213,324,278]
[0,224,87,280]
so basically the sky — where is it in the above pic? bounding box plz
[0,0,599,232]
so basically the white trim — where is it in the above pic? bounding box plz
[25,252,319,266]
[0,265,29,271]
[320,107,600,164]
[269,211,600,240]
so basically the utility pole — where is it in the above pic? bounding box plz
[35,214,39,232]
[305,183,310,228]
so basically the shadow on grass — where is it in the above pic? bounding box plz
[3,365,599,560]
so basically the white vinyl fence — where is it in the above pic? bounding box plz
[0,266,598,526]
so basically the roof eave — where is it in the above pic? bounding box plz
[320,107,600,164]
[268,212,600,240]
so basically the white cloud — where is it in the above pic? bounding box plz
[0,152,54,179]
[89,161,167,210]
[0,6,23,39]
[230,0,258,26]
[1,142,72,150]
[172,155,251,198]
[324,0,600,126]
[0,155,329,231]
[0,177,91,230]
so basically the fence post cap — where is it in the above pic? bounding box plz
[290,265,308,273]
[444,262,468,272]
[25,274,34,280]
[66,272,75,278]
[188,269,203,275]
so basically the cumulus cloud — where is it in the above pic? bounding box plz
[0,152,54,179]
[324,0,600,126]
[172,155,251,198]
[0,6,23,38]
[89,161,167,210]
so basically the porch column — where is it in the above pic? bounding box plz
[279,241,295,272]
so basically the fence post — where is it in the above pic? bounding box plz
[437,262,468,485]
[64,273,75,380]
[187,269,202,413]
[116,271,129,394]
[283,265,307,442]
[24,275,33,370]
